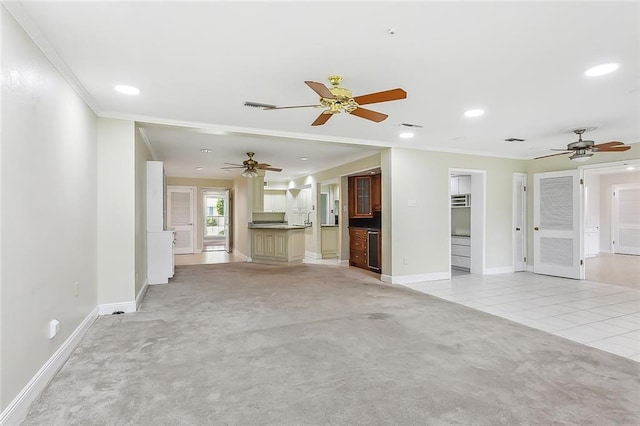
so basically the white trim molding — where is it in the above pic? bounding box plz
[98,301,136,316]
[0,306,99,426]
[484,266,515,275]
[381,271,450,285]
[305,250,322,259]
[135,282,149,311]
[233,249,249,261]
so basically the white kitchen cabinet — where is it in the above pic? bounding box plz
[450,175,472,195]
[147,231,174,284]
[451,236,471,270]
[146,161,166,231]
[146,160,174,284]
[264,190,286,212]
[585,226,600,258]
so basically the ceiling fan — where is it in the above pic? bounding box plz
[535,129,631,162]
[250,75,407,126]
[221,152,282,177]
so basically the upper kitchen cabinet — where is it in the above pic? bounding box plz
[264,189,286,212]
[371,173,381,212]
[450,175,471,195]
[348,174,381,218]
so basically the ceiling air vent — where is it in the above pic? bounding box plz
[505,138,526,142]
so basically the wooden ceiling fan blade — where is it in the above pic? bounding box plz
[593,141,625,148]
[256,163,271,167]
[223,162,245,166]
[353,88,407,106]
[349,107,388,122]
[264,104,322,110]
[221,166,245,169]
[534,151,571,160]
[311,113,333,126]
[595,146,631,152]
[305,81,335,99]
[261,167,282,172]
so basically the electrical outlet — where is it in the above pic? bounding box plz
[403,256,408,265]
[74,281,79,297]
[49,320,60,339]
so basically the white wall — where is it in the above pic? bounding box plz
[383,148,525,279]
[97,119,136,305]
[1,5,98,409]
[232,176,250,258]
[135,129,153,296]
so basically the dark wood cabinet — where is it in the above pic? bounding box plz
[371,173,381,212]
[348,174,381,218]
[349,227,381,272]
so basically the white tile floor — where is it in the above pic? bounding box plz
[401,272,640,361]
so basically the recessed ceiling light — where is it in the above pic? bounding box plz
[464,109,484,118]
[300,157,309,161]
[195,167,204,171]
[114,84,140,95]
[584,63,619,77]
[626,166,635,171]
[223,170,230,173]
[399,132,414,139]
[200,149,212,153]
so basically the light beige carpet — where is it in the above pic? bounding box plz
[22,263,640,425]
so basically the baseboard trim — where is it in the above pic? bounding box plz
[0,306,99,426]
[232,249,249,261]
[526,265,534,272]
[98,300,136,316]
[380,271,450,285]
[484,266,515,275]
[339,259,349,266]
[305,251,321,259]
[135,281,149,311]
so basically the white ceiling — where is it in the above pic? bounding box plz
[6,1,639,181]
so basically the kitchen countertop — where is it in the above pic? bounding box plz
[321,224,339,227]
[248,223,307,230]
[452,234,471,237]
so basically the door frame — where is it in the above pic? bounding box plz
[202,187,231,253]
[512,173,527,272]
[579,159,640,258]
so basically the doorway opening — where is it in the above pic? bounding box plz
[582,161,640,288]
[449,169,487,276]
[203,189,230,252]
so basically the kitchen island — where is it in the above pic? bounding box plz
[249,223,306,265]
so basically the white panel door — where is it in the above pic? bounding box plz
[533,170,583,279]
[168,187,195,254]
[613,184,640,255]
[513,173,527,272]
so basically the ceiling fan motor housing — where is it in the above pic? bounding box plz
[568,140,595,150]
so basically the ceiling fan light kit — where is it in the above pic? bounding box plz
[535,128,630,162]
[261,75,407,126]
[241,168,259,178]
